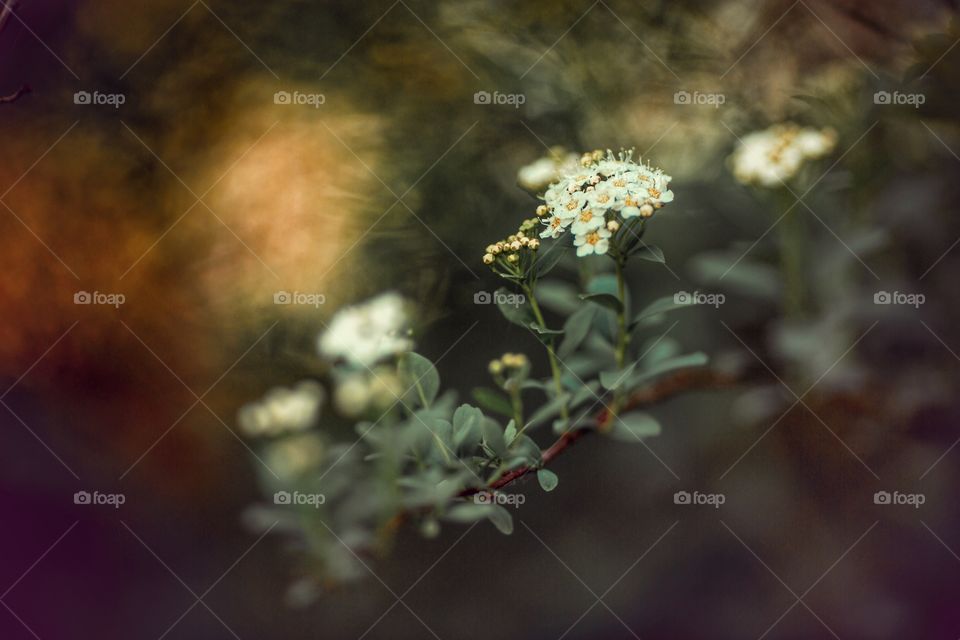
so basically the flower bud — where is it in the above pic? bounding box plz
[507,254,519,263]
[483,253,495,265]
[640,204,654,218]
[510,241,522,251]
[607,220,620,231]
[536,204,548,217]
[488,359,503,375]
[485,244,497,254]
[528,238,540,250]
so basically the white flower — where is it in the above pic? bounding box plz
[574,227,611,257]
[239,381,324,438]
[540,214,571,239]
[729,123,837,188]
[538,149,673,246]
[333,367,403,417]
[319,292,413,367]
[517,148,580,191]
[570,208,605,235]
[264,433,325,481]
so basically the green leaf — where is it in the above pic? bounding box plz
[599,362,637,390]
[495,287,535,327]
[632,296,690,325]
[526,393,571,428]
[608,411,662,442]
[472,387,513,417]
[480,417,507,457]
[529,322,564,336]
[503,419,517,444]
[630,352,708,386]
[444,503,494,523]
[586,273,617,296]
[406,352,440,406]
[569,381,601,408]
[535,279,580,314]
[558,305,597,358]
[580,292,623,313]
[487,504,514,534]
[452,404,483,450]
[632,244,665,263]
[537,468,559,492]
[510,433,541,463]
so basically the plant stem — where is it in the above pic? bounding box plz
[508,384,524,440]
[524,285,570,425]
[612,256,630,416]
[457,367,735,497]
[779,201,805,319]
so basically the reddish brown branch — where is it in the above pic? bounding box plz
[0,83,30,104]
[460,367,738,496]
[0,0,30,105]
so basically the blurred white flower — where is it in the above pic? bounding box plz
[319,292,413,367]
[239,380,324,438]
[539,149,673,245]
[334,368,404,417]
[264,433,325,481]
[729,123,837,187]
[517,148,579,191]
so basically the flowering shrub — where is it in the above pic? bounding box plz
[240,150,712,595]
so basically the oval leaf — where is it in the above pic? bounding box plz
[537,468,559,492]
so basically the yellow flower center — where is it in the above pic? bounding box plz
[613,179,626,187]
[550,217,562,229]
[579,210,593,223]
[649,187,661,198]
[586,232,600,245]
[566,200,579,211]
[625,196,637,207]
[597,194,610,203]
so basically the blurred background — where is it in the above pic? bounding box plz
[2,0,960,637]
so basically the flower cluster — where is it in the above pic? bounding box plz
[318,292,412,367]
[238,381,324,438]
[482,217,541,267]
[729,123,837,187]
[537,149,674,257]
[488,352,529,376]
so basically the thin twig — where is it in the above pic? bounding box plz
[0,0,30,105]
[459,367,738,496]
[0,83,30,104]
